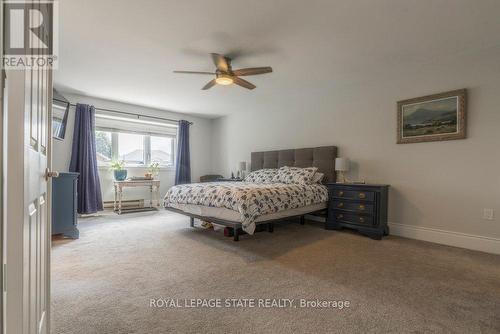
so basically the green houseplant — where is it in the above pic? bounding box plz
[109,160,127,181]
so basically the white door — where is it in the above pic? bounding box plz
[4,66,52,334]
[3,1,53,333]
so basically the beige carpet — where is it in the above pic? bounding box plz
[52,210,500,334]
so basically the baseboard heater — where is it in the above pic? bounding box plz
[103,199,145,209]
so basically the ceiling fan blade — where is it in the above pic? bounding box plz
[210,53,229,72]
[173,70,215,75]
[202,79,217,90]
[233,77,256,90]
[232,67,273,76]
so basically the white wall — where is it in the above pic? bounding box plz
[211,47,500,241]
[53,47,500,251]
[53,94,214,202]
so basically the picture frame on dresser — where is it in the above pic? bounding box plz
[326,183,389,240]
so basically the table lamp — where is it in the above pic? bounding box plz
[238,161,247,179]
[335,158,350,183]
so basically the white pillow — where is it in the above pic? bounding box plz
[272,166,318,185]
[244,169,278,183]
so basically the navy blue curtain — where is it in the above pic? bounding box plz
[175,120,191,185]
[69,104,104,214]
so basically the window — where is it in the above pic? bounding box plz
[96,129,175,167]
[96,130,112,163]
[118,132,145,164]
[150,135,174,166]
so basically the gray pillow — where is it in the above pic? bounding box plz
[311,172,324,184]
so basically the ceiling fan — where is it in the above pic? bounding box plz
[173,53,273,90]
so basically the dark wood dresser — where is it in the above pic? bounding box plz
[326,183,389,240]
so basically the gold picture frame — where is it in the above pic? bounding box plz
[397,89,467,144]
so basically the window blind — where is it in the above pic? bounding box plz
[95,109,178,137]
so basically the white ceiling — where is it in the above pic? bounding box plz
[54,0,500,118]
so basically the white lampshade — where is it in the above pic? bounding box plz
[335,158,350,172]
[238,161,247,171]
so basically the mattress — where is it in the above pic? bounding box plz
[164,181,328,234]
[168,202,327,223]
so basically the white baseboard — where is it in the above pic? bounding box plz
[389,222,500,255]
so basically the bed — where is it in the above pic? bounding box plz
[164,146,337,240]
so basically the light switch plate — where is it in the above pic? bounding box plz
[482,208,494,220]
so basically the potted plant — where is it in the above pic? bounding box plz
[109,160,127,181]
[149,162,160,180]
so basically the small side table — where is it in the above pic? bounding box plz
[113,180,161,214]
[325,183,389,240]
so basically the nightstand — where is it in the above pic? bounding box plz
[326,183,389,240]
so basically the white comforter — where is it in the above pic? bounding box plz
[164,181,328,234]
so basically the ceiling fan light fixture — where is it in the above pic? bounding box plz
[174,53,272,90]
[215,74,234,86]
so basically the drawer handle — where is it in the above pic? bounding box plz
[359,217,365,223]
[359,204,365,210]
[358,192,366,199]
[337,202,344,208]
[337,214,344,219]
[338,191,344,197]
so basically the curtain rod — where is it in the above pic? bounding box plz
[53,98,194,125]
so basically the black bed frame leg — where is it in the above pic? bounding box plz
[233,228,240,241]
[300,216,305,225]
[190,217,195,227]
[268,223,274,233]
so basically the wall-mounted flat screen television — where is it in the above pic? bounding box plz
[52,89,70,140]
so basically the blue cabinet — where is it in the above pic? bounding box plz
[52,172,79,238]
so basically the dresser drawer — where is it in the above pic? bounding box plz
[330,189,375,202]
[331,210,375,227]
[326,183,389,239]
[331,200,375,214]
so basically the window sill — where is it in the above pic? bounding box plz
[98,165,175,171]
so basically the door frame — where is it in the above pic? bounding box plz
[1,0,4,330]
[3,68,27,334]
[46,65,53,334]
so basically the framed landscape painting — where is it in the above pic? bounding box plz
[397,89,467,144]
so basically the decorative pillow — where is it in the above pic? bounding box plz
[244,169,279,183]
[272,166,318,185]
[311,172,325,184]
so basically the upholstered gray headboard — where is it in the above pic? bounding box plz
[250,146,338,183]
